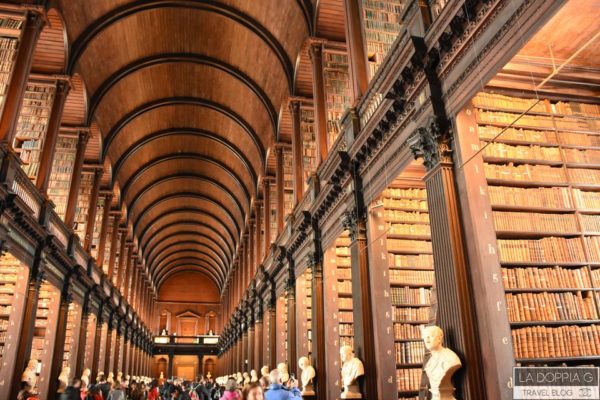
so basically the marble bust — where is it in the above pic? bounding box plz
[81,368,91,388]
[261,366,269,378]
[298,356,315,396]
[243,372,250,385]
[58,366,70,391]
[250,370,258,382]
[340,345,364,399]
[107,372,114,384]
[22,358,38,390]
[236,372,243,385]
[277,362,289,384]
[422,325,462,400]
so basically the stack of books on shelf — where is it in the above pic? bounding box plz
[335,236,354,348]
[90,196,105,259]
[473,91,600,364]
[74,171,94,240]
[0,253,20,364]
[323,50,351,147]
[283,148,294,217]
[48,135,78,218]
[269,183,278,244]
[300,107,316,188]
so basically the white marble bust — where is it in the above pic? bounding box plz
[236,372,243,385]
[58,366,70,391]
[107,372,114,384]
[277,362,289,384]
[250,370,258,382]
[81,368,91,388]
[261,366,269,378]
[298,356,315,396]
[22,358,38,390]
[340,345,364,399]
[422,325,462,400]
[243,372,250,385]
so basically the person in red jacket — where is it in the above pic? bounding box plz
[147,379,160,400]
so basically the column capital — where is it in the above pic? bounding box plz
[408,118,452,170]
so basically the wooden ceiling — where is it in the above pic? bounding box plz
[50,0,327,293]
[488,0,600,99]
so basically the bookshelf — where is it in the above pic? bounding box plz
[323,234,353,398]
[296,268,313,361]
[47,133,78,219]
[276,295,288,364]
[360,0,405,78]
[0,13,23,118]
[32,282,59,396]
[0,253,28,377]
[269,182,278,244]
[283,147,294,217]
[101,220,114,275]
[322,49,351,148]
[369,180,434,399]
[90,195,105,260]
[12,81,56,182]
[83,313,96,371]
[63,302,81,375]
[74,170,94,240]
[300,105,316,190]
[96,321,108,374]
[462,91,600,365]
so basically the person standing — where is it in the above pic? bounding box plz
[60,378,82,400]
[263,370,301,400]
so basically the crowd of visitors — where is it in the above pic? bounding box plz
[16,367,301,400]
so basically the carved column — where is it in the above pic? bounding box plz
[246,305,255,371]
[104,314,115,375]
[248,225,254,286]
[84,168,103,250]
[285,259,297,376]
[263,180,271,252]
[112,320,122,375]
[266,284,277,369]
[64,130,90,228]
[254,298,264,371]
[48,278,73,397]
[275,146,284,233]
[0,10,45,143]
[289,99,304,203]
[36,79,70,193]
[96,194,113,266]
[408,120,485,399]
[308,40,329,162]
[342,182,378,399]
[342,0,369,102]
[9,249,46,400]
[308,249,326,399]
[167,351,174,379]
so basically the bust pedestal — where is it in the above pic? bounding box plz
[340,381,361,399]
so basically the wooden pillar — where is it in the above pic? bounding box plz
[84,168,103,250]
[122,329,129,376]
[75,295,91,377]
[308,251,327,399]
[267,298,276,369]
[113,322,122,375]
[167,351,173,379]
[9,249,45,400]
[96,194,113,266]
[286,264,297,376]
[64,130,90,228]
[342,0,369,102]
[289,100,304,203]
[409,121,486,399]
[241,327,249,372]
[308,41,329,162]
[115,230,127,288]
[254,302,263,371]
[275,146,284,233]
[263,180,271,252]
[247,313,255,371]
[255,203,262,267]
[36,80,70,193]
[342,172,379,399]
[107,214,120,280]
[103,316,115,375]
[47,281,72,397]
[0,11,45,143]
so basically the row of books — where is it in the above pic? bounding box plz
[389,270,434,285]
[497,237,585,263]
[394,323,426,340]
[501,267,594,289]
[493,211,578,233]
[396,368,421,392]
[383,210,430,223]
[390,287,431,305]
[339,323,354,336]
[569,168,600,185]
[388,239,432,253]
[564,148,600,164]
[395,341,425,364]
[488,186,573,209]
[483,142,561,162]
[382,198,429,210]
[484,163,566,183]
[393,307,429,322]
[479,125,557,144]
[338,280,352,294]
[505,291,598,322]
[478,110,555,128]
[383,188,427,199]
[474,93,600,118]
[512,325,600,359]
[389,254,434,269]
[339,311,354,323]
[388,223,430,236]
[0,17,23,30]
[338,268,351,280]
[555,101,600,118]
[323,51,350,147]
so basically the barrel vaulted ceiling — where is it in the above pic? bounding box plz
[51,0,334,293]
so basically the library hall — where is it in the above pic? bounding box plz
[0,0,598,400]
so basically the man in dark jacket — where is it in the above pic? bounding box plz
[60,378,82,400]
[96,374,110,400]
